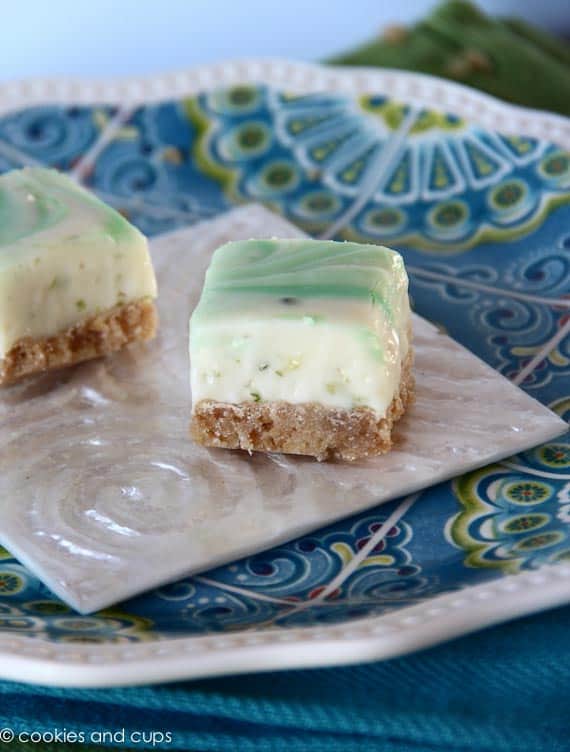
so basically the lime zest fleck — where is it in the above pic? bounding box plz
[250,391,262,402]
[206,369,222,384]
[302,314,323,325]
[76,299,86,312]
[232,336,249,349]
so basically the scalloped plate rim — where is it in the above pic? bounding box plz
[0,564,569,687]
[1,59,569,686]
[0,59,568,146]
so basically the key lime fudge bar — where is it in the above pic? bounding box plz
[0,168,157,384]
[190,238,413,461]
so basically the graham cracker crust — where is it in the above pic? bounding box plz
[191,349,414,462]
[0,298,157,386]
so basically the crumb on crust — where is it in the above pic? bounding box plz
[0,299,157,386]
[190,349,414,462]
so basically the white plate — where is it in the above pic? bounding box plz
[0,61,568,687]
[0,205,564,614]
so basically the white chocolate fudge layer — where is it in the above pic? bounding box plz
[190,239,411,417]
[0,167,157,359]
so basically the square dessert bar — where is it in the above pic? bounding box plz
[0,168,157,384]
[190,238,413,461]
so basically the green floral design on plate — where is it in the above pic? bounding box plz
[448,461,570,573]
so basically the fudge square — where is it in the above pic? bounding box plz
[189,238,414,461]
[0,168,157,384]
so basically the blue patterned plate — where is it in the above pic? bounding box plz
[0,61,569,686]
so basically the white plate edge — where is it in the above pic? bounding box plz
[1,58,569,685]
[0,59,569,147]
[1,563,569,687]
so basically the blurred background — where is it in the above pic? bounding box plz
[3,0,569,81]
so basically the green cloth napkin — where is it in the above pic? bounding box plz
[331,0,570,115]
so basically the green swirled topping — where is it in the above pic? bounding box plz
[0,168,137,257]
[190,238,410,414]
[0,175,68,246]
[0,167,156,357]
[194,238,407,324]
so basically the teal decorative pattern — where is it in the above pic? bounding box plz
[0,76,568,642]
[0,106,117,170]
[447,439,570,573]
[170,87,570,250]
[207,514,425,603]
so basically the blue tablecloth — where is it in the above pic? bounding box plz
[2,604,569,751]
